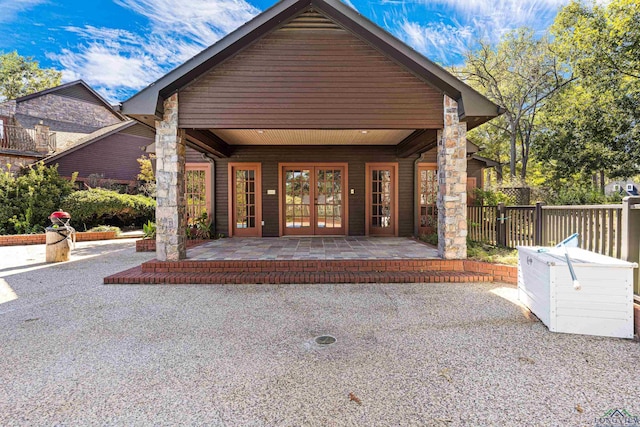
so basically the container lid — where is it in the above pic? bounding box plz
[516,246,638,268]
[49,210,71,219]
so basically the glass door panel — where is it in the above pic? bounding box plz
[366,164,397,236]
[284,169,312,235]
[282,165,346,236]
[418,165,438,236]
[186,169,207,225]
[230,164,261,237]
[314,168,344,235]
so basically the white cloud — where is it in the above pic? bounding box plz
[386,0,570,62]
[341,0,358,10]
[400,20,475,63]
[0,0,46,23]
[50,0,259,102]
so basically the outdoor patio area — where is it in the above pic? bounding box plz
[187,237,440,260]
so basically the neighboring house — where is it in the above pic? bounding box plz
[605,180,640,197]
[43,119,212,217]
[121,0,502,261]
[0,80,123,171]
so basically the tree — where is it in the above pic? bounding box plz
[0,51,62,101]
[537,0,640,182]
[457,29,574,181]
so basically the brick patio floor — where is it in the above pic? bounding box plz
[187,237,439,260]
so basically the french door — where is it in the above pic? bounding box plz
[229,163,262,237]
[417,164,438,236]
[185,163,212,225]
[366,163,398,236]
[280,164,347,236]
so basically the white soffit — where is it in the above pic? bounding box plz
[212,129,415,145]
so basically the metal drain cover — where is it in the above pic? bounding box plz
[315,335,336,345]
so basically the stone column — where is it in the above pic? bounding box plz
[34,122,51,153]
[155,93,187,261]
[437,95,467,259]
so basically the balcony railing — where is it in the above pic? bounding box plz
[0,125,56,153]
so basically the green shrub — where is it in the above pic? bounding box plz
[142,220,156,239]
[0,162,75,235]
[472,188,516,206]
[61,188,155,229]
[545,187,608,205]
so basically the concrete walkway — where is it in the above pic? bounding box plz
[1,240,639,426]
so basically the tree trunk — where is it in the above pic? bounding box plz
[509,121,517,180]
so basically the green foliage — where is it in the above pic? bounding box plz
[0,51,62,101]
[472,188,516,206]
[0,163,75,235]
[419,232,438,246]
[467,240,518,266]
[61,188,155,229]
[538,0,640,181]
[136,155,156,198]
[142,220,156,239]
[457,28,573,182]
[88,225,121,235]
[542,186,622,206]
[186,212,212,240]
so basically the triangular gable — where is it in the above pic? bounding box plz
[15,80,123,120]
[179,8,445,129]
[122,0,500,129]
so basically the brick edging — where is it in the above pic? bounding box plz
[0,231,116,246]
[463,260,517,284]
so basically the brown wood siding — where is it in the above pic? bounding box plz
[213,145,418,237]
[467,158,485,189]
[52,134,151,181]
[179,10,443,129]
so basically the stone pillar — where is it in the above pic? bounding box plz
[437,95,467,259]
[34,122,51,153]
[155,93,187,261]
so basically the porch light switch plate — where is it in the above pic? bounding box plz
[267,189,276,195]
[350,189,355,195]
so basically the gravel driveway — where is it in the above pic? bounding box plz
[1,240,639,426]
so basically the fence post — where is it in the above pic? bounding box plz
[621,196,640,294]
[534,202,543,246]
[497,203,507,247]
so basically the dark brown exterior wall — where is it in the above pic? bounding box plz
[52,134,151,181]
[179,11,443,129]
[214,145,418,237]
[467,158,485,189]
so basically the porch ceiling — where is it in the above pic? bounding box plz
[211,129,415,146]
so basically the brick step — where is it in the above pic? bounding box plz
[140,259,466,274]
[105,267,493,285]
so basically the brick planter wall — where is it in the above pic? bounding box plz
[0,231,116,246]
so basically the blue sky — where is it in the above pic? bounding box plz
[0,0,571,103]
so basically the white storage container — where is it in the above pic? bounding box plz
[517,246,637,339]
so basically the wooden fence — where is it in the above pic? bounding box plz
[468,203,623,258]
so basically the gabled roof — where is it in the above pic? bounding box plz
[43,120,137,164]
[15,80,124,121]
[121,0,501,128]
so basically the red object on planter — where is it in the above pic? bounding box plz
[49,210,71,226]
